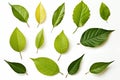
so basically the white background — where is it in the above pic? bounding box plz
[0,0,120,80]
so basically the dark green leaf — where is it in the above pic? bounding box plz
[52,3,65,29]
[31,57,60,76]
[73,1,90,33]
[5,60,26,74]
[80,28,114,47]
[67,54,84,75]
[100,2,110,21]
[90,61,114,74]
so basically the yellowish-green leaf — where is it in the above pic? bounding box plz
[35,29,44,53]
[31,57,60,76]
[10,27,26,59]
[54,30,69,61]
[35,2,46,27]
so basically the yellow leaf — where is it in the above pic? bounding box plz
[35,2,46,25]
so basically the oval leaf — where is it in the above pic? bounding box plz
[100,2,110,21]
[9,3,30,27]
[31,57,60,76]
[54,30,69,54]
[35,2,46,27]
[90,61,114,74]
[10,27,26,59]
[5,60,26,74]
[66,54,84,77]
[35,29,44,52]
[52,3,65,29]
[73,1,90,33]
[80,28,114,47]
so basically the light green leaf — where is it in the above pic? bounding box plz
[66,54,84,78]
[31,57,60,76]
[73,1,90,33]
[10,27,26,59]
[9,3,30,27]
[90,61,114,74]
[35,29,44,53]
[5,60,26,74]
[35,2,46,27]
[52,3,65,31]
[80,28,114,47]
[54,30,69,61]
[100,2,110,21]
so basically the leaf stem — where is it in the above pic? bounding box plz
[65,73,68,78]
[26,22,30,28]
[8,2,12,6]
[51,28,54,33]
[58,54,62,61]
[59,72,64,75]
[36,49,38,53]
[37,24,40,28]
[26,72,28,75]
[19,52,22,59]
[73,27,78,34]
[77,43,80,45]
[85,71,89,75]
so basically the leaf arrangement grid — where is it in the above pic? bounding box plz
[0,0,118,80]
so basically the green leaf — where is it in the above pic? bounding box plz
[54,30,69,61]
[10,27,26,59]
[9,3,30,27]
[52,3,65,30]
[35,29,44,53]
[66,54,84,78]
[80,28,114,47]
[90,61,114,74]
[31,57,60,76]
[100,2,110,21]
[5,60,26,74]
[73,1,90,33]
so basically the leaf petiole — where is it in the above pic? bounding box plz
[58,54,62,61]
[26,22,30,28]
[19,52,22,59]
[73,27,78,34]
[65,73,68,78]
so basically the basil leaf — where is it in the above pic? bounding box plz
[80,28,114,47]
[31,57,60,76]
[52,3,65,31]
[10,27,26,59]
[100,2,110,21]
[9,3,30,27]
[66,54,84,78]
[35,2,46,27]
[5,60,26,74]
[90,61,114,74]
[54,30,69,61]
[73,1,90,33]
[35,29,44,53]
